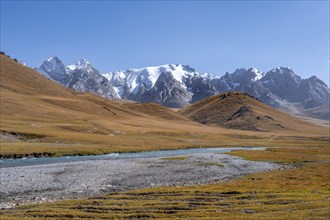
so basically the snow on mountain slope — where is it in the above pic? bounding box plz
[103,64,196,97]
[67,59,91,71]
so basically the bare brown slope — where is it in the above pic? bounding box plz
[179,92,322,132]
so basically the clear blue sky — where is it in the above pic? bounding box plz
[1,1,329,85]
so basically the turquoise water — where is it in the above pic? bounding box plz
[0,147,266,168]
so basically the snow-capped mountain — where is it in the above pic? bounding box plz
[143,71,193,107]
[103,64,195,96]
[38,56,68,82]
[35,56,330,119]
[211,68,265,93]
[35,57,119,99]
[103,64,220,107]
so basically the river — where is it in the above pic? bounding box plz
[0,147,266,168]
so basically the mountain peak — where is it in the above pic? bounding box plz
[271,67,293,73]
[40,56,65,71]
[248,67,264,80]
[38,56,67,81]
[46,56,55,62]
[75,58,90,66]
[231,67,263,81]
[43,56,64,66]
[67,59,91,71]
[267,67,301,83]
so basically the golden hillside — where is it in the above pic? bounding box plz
[179,92,325,132]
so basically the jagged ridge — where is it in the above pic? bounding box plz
[35,56,330,119]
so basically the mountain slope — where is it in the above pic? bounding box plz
[179,92,321,132]
[35,57,119,99]
[104,64,209,107]
[144,71,193,107]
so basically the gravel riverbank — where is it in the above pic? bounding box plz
[0,152,283,209]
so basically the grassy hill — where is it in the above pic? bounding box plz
[179,92,323,132]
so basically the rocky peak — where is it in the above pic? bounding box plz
[147,71,192,108]
[261,67,303,102]
[231,68,263,82]
[39,56,67,81]
[266,67,301,84]
[74,59,91,68]
[297,76,330,103]
[40,56,66,72]
[67,59,93,72]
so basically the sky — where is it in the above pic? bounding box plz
[1,1,329,85]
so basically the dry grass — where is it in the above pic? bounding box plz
[179,92,325,132]
[1,147,329,219]
[228,147,330,163]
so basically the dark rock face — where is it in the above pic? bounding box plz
[185,74,218,103]
[38,56,67,82]
[297,76,330,105]
[65,65,119,100]
[229,105,252,120]
[36,57,119,99]
[260,67,302,102]
[146,71,192,108]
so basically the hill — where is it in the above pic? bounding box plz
[179,92,323,132]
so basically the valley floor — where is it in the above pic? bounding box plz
[0,151,281,209]
[1,147,329,219]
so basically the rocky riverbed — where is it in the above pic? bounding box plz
[0,152,283,209]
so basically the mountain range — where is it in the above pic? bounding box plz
[1,53,329,159]
[35,56,330,120]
